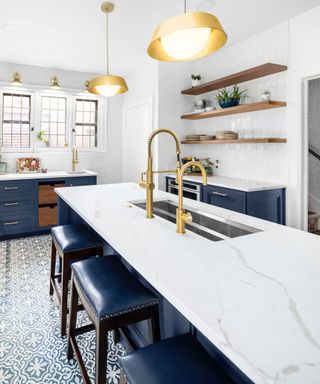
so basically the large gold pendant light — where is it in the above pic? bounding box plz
[148,0,227,62]
[88,2,128,97]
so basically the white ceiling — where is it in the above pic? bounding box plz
[0,0,320,76]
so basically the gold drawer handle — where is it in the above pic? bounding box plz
[5,202,19,206]
[4,221,19,226]
[4,186,18,190]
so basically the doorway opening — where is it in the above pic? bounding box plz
[306,76,320,235]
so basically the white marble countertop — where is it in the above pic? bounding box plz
[56,183,320,384]
[0,170,97,181]
[166,174,286,192]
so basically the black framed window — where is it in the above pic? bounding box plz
[74,99,98,148]
[2,93,31,148]
[40,96,66,148]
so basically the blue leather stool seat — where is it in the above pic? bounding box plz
[119,333,233,384]
[51,224,102,253]
[71,256,159,320]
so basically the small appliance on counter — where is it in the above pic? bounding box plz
[182,157,218,176]
[16,158,41,173]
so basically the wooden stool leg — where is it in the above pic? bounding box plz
[67,275,79,360]
[119,369,128,384]
[150,306,160,343]
[60,255,70,336]
[49,241,57,296]
[96,324,108,384]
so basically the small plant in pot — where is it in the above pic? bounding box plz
[0,143,7,174]
[191,74,202,87]
[37,130,49,147]
[216,85,247,109]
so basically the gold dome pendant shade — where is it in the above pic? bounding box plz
[148,1,227,62]
[88,2,128,97]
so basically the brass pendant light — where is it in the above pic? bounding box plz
[88,2,128,97]
[148,0,227,62]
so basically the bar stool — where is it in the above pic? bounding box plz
[119,333,234,384]
[67,255,160,384]
[49,224,104,336]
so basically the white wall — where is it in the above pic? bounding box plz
[287,5,320,229]
[0,61,124,184]
[122,61,159,183]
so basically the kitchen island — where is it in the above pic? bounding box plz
[56,182,320,384]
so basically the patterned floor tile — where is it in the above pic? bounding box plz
[0,235,125,384]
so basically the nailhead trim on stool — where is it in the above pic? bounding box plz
[49,224,104,336]
[67,256,160,384]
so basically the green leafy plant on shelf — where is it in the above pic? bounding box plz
[191,74,202,81]
[215,85,247,108]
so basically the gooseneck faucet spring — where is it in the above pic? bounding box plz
[140,128,181,218]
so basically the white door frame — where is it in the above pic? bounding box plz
[301,74,320,231]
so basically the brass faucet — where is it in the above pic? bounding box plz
[72,147,78,172]
[140,128,181,218]
[176,161,207,234]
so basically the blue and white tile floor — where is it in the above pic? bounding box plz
[0,235,125,384]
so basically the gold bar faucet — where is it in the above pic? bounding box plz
[140,128,181,218]
[176,161,207,234]
[72,147,78,172]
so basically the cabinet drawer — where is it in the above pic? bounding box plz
[0,192,35,214]
[66,176,97,187]
[38,183,65,205]
[0,212,36,236]
[203,185,246,213]
[0,180,34,196]
[38,206,58,228]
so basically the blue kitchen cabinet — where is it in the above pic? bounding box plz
[203,185,246,214]
[0,175,97,239]
[246,189,285,225]
[166,176,286,225]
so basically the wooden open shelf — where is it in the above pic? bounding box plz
[181,138,287,145]
[181,100,286,120]
[181,63,287,96]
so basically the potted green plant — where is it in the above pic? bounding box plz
[191,74,202,87]
[216,85,247,108]
[37,130,49,147]
[0,143,7,174]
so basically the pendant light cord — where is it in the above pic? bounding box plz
[106,11,109,75]
[184,0,187,13]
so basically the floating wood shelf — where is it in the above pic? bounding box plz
[181,138,287,145]
[181,63,287,96]
[181,100,286,120]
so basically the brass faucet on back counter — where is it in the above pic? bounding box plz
[139,128,181,218]
[72,147,78,172]
[140,128,208,234]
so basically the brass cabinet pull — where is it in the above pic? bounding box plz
[4,202,19,206]
[4,186,18,190]
[4,221,19,226]
[212,191,228,197]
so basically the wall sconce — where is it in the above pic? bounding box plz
[51,76,61,89]
[84,80,90,91]
[11,72,22,86]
